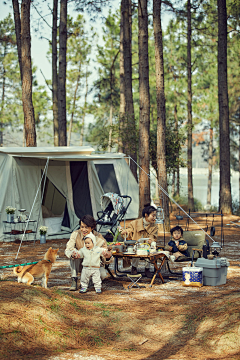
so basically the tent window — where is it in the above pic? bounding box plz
[95,164,120,195]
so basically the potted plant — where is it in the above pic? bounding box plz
[6,206,16,223]
[108,228,124,252]
[39,225,48,244]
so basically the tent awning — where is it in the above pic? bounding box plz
[0,146,126,161]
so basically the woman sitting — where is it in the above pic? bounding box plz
[65,214,112,291]
[120,205,157,277]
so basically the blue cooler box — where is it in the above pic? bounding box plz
[195,257,229,286]
[182,267,203,287]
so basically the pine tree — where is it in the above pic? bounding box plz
[218,0,232,214]
[87,11,120,151]
[138,0,151,214]
[66,15,93,146]
[52,0,58,146]
[12,0,37,146]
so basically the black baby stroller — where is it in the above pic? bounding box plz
[96,192,132,240]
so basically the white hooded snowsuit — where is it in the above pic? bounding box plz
[75,232,105,290]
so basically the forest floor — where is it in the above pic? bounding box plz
[1,213,240,360]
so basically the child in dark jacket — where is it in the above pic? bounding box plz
[167,225,189,261]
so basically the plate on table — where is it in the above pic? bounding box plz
[123,252,135,255]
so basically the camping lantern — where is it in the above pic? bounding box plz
[210,241,221,257]
[155,206,164,224]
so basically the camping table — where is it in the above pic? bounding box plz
[112,252,168,287]
[3,220,37,241]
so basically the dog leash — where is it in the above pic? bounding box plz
[0,261,38,269]
[0,259,52,269]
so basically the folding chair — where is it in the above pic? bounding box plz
[127,273,142,289]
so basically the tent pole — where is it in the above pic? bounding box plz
[33,158,49,245]
[15,158,50,260]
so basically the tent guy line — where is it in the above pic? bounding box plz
[128,156,215,245]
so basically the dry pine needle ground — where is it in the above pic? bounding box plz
[1,214,240,360]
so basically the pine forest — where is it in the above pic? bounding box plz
[0,0,239,217]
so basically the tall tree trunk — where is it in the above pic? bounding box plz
[0,46,6,146]
[58,0,67,146]
[176,166,180,197]
[67,71,80,147]
[239,124,240,210]
[187,0,194,210]
[218,0,232,214]
[108,42,114,153]
[171,172,175,197]
[108,101,113,152]
[174,103,180,196]
[12,0,26,146]
[207,125,213,207]
[122,0,137,180]
[119,5,125,153]
[80,70,88,146]
[153,0,170,231]
[52,0,58,146]
[21,0,36,147]
[12,0,23,81]
[138,0,150,214]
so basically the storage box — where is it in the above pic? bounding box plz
[195,257,229,286]
[182,266,203,287]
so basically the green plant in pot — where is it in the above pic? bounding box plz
[39,226,48,244]
[6,206,16,222]
[108,228,124,252]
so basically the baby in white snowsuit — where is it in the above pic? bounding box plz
[71,232,111,294]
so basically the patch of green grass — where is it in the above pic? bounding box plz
[43,327,62,336]
[49,297,60,312]
[24,287,41,296]
[93,302,107,309]
[69,293,80,300]
[122,348,136,352]
[92,335,103,346]
[38,315,44,324]
[43,327,53,334]
[79,328,89,337]
[50,303,60,312]
[102,310,110,317]
[69,326,76,335]
[54,289,64,296]
[184,313,199,331]
[115,330,121,338]
[70,301,78,309]
[111,316,120,323]
[70,301,86,313]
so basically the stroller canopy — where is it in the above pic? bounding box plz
[100,193,124,215]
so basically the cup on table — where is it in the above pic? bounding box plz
[127,246,133,253]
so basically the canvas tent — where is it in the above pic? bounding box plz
[0,147,139,241]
